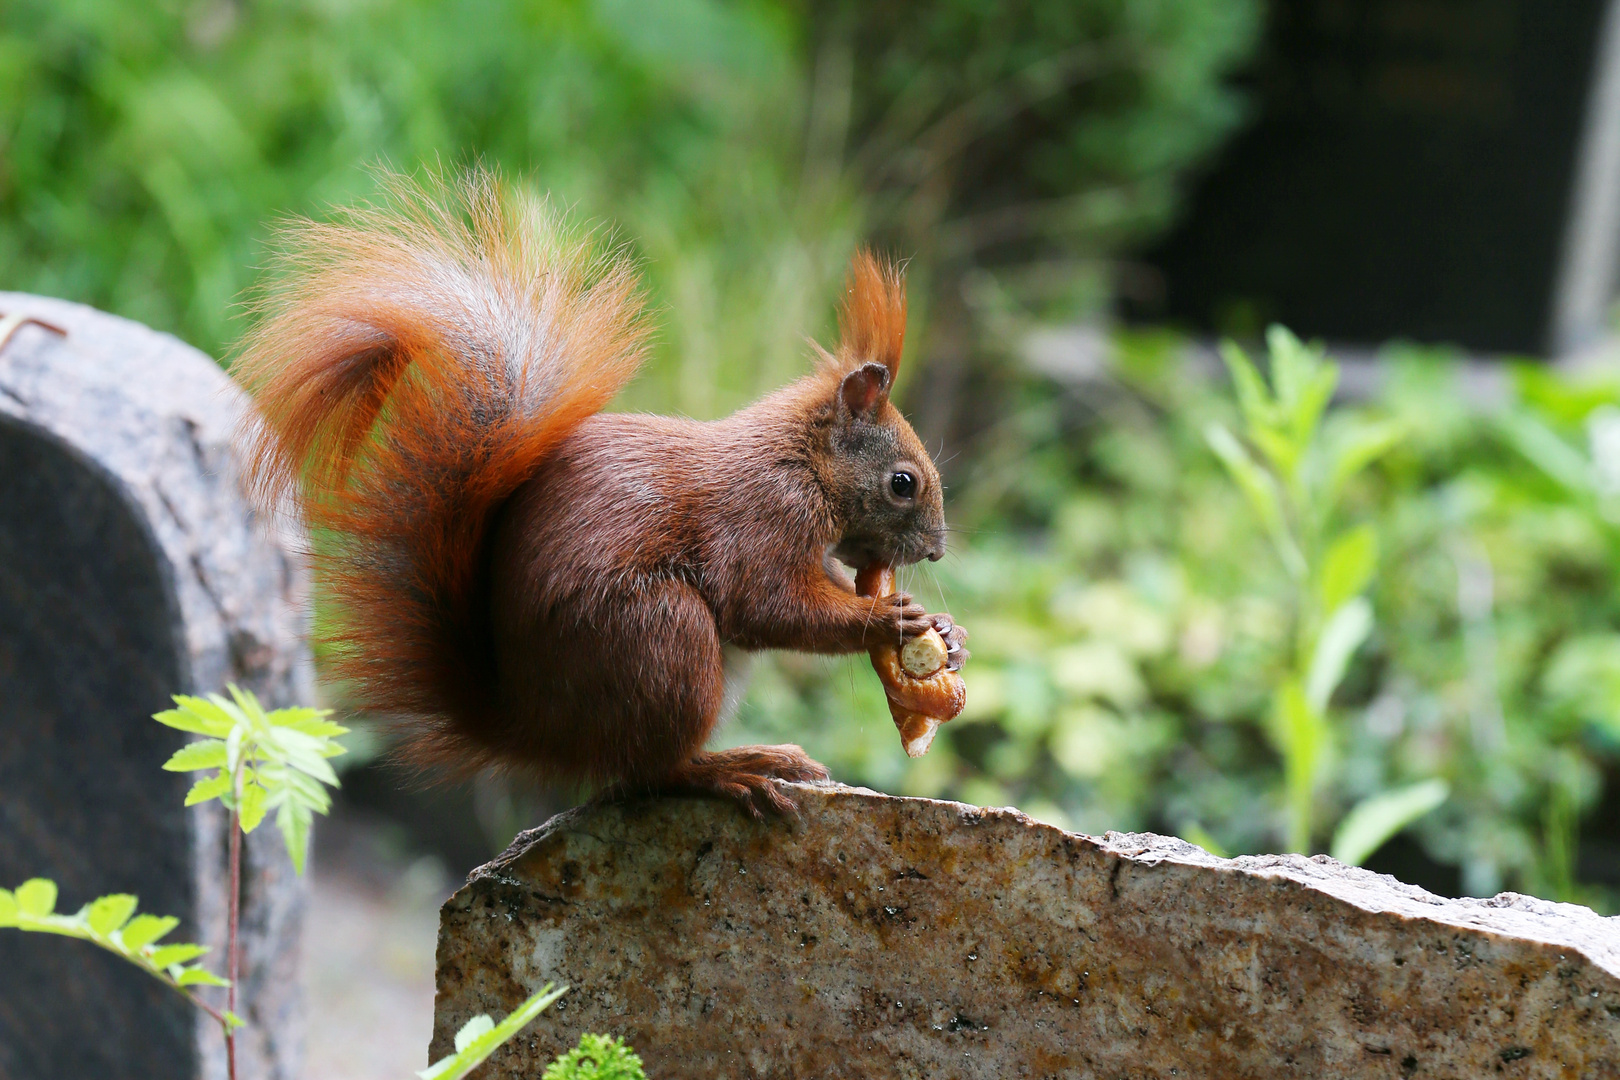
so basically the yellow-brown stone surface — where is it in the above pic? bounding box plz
[432,783,1620,1078]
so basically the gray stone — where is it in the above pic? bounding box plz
[434,783,1620,1078]
[0,295,313,1080]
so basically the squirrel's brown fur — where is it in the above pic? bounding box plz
[235,169,959,815]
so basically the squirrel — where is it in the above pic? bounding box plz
[234,170,967,817]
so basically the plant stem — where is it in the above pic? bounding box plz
[188,992,234,1035]
[226,798,241,1080]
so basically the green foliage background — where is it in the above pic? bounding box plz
[14,0,1619,906]
[0,0,1258,414]
[735,338,1620,906]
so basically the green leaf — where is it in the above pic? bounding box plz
[119,913,178,951]
[1317,525,1378,618]
[14,879,57,917]
[1543,633,1620,737]
[153,695,236,737]
[1219,339,1275,430]
[1247,423,1301,478]
[1325,419,1404,504]
[418,984,568,1080]
[1306,598,1374,715]
[1331,780,1450,866]
[86,894,139,936]
[268,732,341,787]
[184,773,232,807]
[237,779,269,833]
[1269,679,1319,763]
[148,942,209,968]
[1179,823,1228,859]
[1499,411,1595,496]
[1273,679,1327,854]
[0,878,223,1018]
[1205,422,1306,580]
[1290,364,1339,449]
[227,684,272,732]
[1206,421,1279,522]
[455,1015,495,1053]
[276,799,313,875]
[176,966,231,987]
[262,715,347,784]
[163,687,344,845]
[272,707,347,739]
[163,740,228,772]
[1267,326,1336,428]
[282,768,334,812]
[1265,325,1311,408]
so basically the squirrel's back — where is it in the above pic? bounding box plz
[234,170,650,772]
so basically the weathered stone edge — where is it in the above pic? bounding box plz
[468,780,1620,975]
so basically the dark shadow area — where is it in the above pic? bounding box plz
[1578,761,1620,889]
[330,765,493,882]
[330,760,571,883]
[1132,0,1610,353]
[1363,834,1464,899]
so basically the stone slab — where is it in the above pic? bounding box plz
[0,294,313,1080]
[434,783,1620,1079]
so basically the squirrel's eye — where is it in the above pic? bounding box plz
[890,471,917,499]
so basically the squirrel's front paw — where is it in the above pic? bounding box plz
[873,591,932,640]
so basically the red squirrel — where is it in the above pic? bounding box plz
[234,170,967,816]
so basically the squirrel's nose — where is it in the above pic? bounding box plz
[926,547,944,562]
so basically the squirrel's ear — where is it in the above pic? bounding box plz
[839,250,906,383]
[839,361,891,420]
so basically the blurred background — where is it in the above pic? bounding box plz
[8,0,1620,1073]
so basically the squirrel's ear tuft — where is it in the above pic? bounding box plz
[838,250,906,383]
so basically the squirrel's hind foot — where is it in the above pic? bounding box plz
[658,744,830,819]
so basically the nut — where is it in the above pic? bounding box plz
[900,629,949,679]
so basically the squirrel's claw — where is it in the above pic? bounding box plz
[930,613,970,672]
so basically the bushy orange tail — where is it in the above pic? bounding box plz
[234,169,649,766]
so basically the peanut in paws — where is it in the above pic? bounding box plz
[854,562,968,758]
